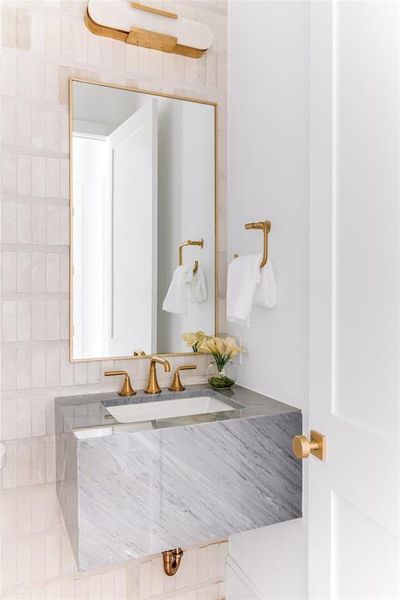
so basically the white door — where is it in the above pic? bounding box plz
[106,99,158,356]
[72,133,109,359]
[309,2,399,598]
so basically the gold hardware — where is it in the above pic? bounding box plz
[169,364,197,392]
[127,28,178,52]
[84,9,205,59]
[133,350,146,357]
[130,3,178,19]
[244,221,271,268]
[162,548,183,576]
[292,430,326,461]
[145,356,171,394]
[178,239,204,274]
[104,370,136,396]
[69,77,219,363]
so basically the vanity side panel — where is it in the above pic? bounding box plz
[76,411,302,571]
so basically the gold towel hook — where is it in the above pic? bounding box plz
[178,239,204,273]
[242,220,271,268]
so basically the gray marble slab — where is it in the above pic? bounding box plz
[56,385,302,571]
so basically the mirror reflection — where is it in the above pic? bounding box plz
[70,80,216,360]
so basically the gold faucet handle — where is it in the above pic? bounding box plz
[169,364,197,392]
[104,370,136,396]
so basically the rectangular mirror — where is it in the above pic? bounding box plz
[70,79,217,361]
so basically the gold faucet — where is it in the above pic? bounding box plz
[169,364,197,392]
[104,370,136,396]
[145,356,171,394]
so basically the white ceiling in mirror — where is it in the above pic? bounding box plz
[86,1,214,58]
[70,80,217,362]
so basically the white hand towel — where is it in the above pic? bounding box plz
[254,260,277,308]
[226,254,262,326]
[162,265,193,315]
[188,267,208,303]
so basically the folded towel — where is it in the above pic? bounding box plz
[188,267,208,303]
[227,254,262,326]
[162,265,193,315]
[254,260,277,308]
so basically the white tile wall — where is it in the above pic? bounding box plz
[0,482,228,600]
[1,1,228,598]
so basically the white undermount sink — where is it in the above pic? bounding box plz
[105,395,237,424]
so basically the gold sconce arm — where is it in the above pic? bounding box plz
[126,28,177,52]
[178,239,204,274]
[244,221,271,268]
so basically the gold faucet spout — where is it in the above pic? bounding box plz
[151,356,171,371]
[145,356,171,394]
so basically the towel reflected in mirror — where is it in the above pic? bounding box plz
[162,266,208,316]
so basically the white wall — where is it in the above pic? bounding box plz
[157,100,216,352]
[228,2,310,598]
[74,80,149,130]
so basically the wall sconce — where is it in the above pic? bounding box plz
[85,1,214,58]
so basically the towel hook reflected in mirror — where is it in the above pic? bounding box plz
[234,220,271,268]
[178,239,204,273]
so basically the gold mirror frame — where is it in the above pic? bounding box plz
[69,77,219,362]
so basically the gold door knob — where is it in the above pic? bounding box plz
[292,430,326,461]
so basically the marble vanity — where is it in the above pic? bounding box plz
[56,385,302,571]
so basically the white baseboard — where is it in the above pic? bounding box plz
[226,554,267,600]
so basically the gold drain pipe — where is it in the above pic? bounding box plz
[162,548,183,576]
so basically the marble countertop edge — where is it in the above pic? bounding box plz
[55,383,301,439]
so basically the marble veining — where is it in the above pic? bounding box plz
[56,385,302,570]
